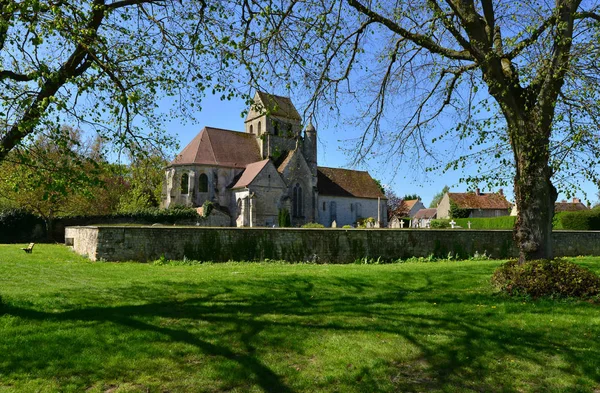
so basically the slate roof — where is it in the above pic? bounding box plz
[413,208,437,219]
[230,159,271,189]
[448,192,511,210]
[555,201,589,212]
[317,167,386,199]
[170,127,261,168]
[253,92,301,121]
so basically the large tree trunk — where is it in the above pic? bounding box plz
[512,121,558,263]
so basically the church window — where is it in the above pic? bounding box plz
[258,121,262,135]
[293,183,303,217]
[322,201,326,211]
[181,173,189,195]
[250,124,254,134]
[198,173,208,193]
[273,120,280,136]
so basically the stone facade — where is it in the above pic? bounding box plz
[65,226,600,263]
[162,92,386,227]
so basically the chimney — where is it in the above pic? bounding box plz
[573,198,581,204]
[475,188,480,196]
[498,189,503,196]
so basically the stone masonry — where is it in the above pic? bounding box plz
[65,226,600,263]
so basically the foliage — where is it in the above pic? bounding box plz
[0,1,249,162]
[558,209,600,230]
[301,222,325,228]
[373,178,385,195]
[430,219,450,229]
[278,208,291,227]
[384,188,407,220]
[402,194,420,201]
[454,216,517,230]
[0,127,129,227]
[0,208,45,242]
[117,152,167,212]
[356,217,376,228]
[342,225,352,229]
[449,201,471,219]
[492,259,600,299]
[201,201,214,218]
[429,186,450,208]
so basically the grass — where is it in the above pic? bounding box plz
[0,244,599,392]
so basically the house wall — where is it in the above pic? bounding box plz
[436,193,451,218]
[66,226,600,262]
[317,196,386,227]
[408,201,426,217]
[469,209,511,218]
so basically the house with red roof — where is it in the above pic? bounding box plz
[162,92,387,227]
[436,189,512,219]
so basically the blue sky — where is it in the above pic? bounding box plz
[162,93,599,208]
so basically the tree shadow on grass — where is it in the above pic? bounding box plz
[2,272,599,392]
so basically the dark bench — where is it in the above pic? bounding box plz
[21,243,35,253]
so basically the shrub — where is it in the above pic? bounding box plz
[491,259,600,299]
[201,200,214,218]
[453,216,517,229]
[302,222,325,228]
[356,217,376,228]
[278,208,291,227]
[559,209,600,230]
[430,219,450,228]
[342,225,352,229]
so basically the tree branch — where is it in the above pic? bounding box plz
[347,0,474,61]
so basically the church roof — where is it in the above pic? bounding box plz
[170,127,261,168]
[413,208,437,219]
[317,167,386,199]
[230,159,271,189]
[254,92,301,121]
[448,192,511,210]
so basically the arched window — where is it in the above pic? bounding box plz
[249,124,254,134]
[258,121,262,135]
[181,173,189,195]
[293,183,303,217]
[198,173,208,193]
[273,120,279,136]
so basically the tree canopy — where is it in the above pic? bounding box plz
[0,0,244,161]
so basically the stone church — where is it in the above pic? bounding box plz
[162,92,387,227]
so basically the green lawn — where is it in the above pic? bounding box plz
[1,244,599,393]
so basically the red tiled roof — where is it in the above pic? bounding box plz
[448,192,512,210]
[404,199,419,209]
[170,127,261,168]
[317,167,386,199]
[555,202,589,212]
[231,159,270,189]
[413,208,437,219]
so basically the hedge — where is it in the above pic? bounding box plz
[0,209,46,243]
[558,208,600,230]
[431,216,516,229]
[0,207,201,243]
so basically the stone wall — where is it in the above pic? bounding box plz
[65,226,600,262]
